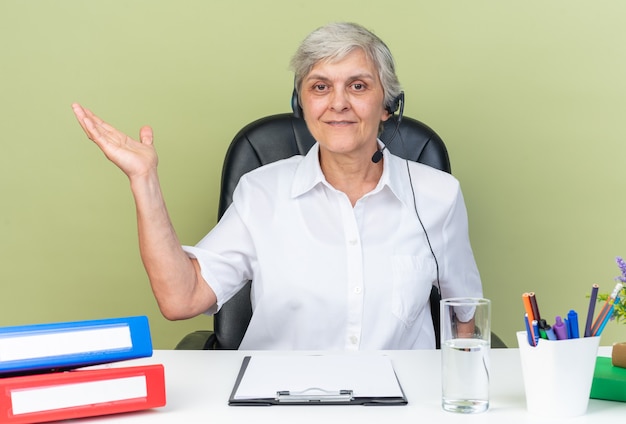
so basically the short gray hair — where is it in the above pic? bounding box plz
[290,22,402,113]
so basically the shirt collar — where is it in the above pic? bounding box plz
[291,143,326,198]
[291,141,414,208]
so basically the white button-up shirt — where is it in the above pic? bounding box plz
[183,143,482,350]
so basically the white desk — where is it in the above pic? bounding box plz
[78,347,623,424]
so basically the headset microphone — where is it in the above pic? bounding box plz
[371,91,405,164]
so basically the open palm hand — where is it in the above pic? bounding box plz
[72,103,158,179]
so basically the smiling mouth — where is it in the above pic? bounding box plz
[325,121,356,126]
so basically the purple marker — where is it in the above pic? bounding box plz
[553,316,568,340]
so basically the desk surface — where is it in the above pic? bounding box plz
[78,347,623,424]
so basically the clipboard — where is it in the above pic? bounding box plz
[228,355,407,406]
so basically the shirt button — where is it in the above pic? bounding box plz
[350,335,358,345]
[354,286,362,294]
[348,239,358,245]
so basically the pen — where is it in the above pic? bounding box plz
[553,316,568,340]
[584,284,599,337]
[591,282,623,336]
[532,320,540,346]
[522,293,536,342]
[567,310,579,339]
[595,296,619,337]
[524,313,535,346]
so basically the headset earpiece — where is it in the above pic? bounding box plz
[291,88,303,119]
[385,92,404,115]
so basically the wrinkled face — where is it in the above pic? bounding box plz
[300,48,390,159]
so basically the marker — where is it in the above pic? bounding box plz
[567,310,579,339]
[532,320,540,346]
[553,316,568,340]
[538,319,548,340]
[539,319,556,340]
[545,325,557,341]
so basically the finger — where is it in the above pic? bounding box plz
[139,126,154,146]
[87,113,118,137]
[71,103,85,118]
[72,103,91,135]
[76,107,126,145]
[78,110,120,145]
[72,104,111,141]
[82,115,105,144]
[82,106,113,131]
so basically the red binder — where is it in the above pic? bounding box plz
[0,364,166,423]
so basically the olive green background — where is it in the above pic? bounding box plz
[1,1,624,348]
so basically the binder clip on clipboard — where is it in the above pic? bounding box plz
[276,388,354,403]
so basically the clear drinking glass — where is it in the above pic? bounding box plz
[440,297,491,413]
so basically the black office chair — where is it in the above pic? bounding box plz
[175,101,506,350]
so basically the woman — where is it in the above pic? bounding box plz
[73,22,482,350]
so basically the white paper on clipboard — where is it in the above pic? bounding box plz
[230,355,405,404]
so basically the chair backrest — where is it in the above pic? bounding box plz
[212,112,450,349]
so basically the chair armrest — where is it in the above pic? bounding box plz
[491,332,507,348]
[174,330,217,350]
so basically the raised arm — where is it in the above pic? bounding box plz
[72,104,216,319]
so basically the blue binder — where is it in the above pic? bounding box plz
[0,316,153,375]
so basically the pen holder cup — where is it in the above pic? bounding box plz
[516,331,600,417]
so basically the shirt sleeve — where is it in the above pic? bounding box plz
[182,202,256,315]
[438,185,483,321]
